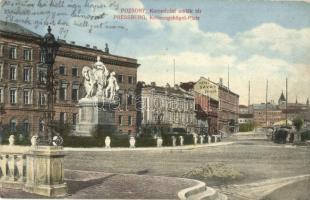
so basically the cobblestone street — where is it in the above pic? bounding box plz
[65,132,310,199]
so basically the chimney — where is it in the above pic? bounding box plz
[70,41,75,45]
[86,44,90,48]
[105,43,109,53]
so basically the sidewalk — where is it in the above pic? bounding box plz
[64,142,234,152]
[0,169,202,199]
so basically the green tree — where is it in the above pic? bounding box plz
[293,117,303,131]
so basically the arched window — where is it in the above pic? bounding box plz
[10,118,17,132]
[23,119,29,136]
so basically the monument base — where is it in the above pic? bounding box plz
[74,98,117,137]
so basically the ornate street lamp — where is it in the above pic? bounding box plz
[40,26,60,145]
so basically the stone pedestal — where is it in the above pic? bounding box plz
[75,98,117,136]
[200,135,204,144]
[129,137,136,148]
[157,137,163,147]
[23,146,67,197]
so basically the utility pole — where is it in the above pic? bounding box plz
[173,59,175,86]
[248,80,250,113]
[286,77,288,126]
[228,65,230,90]
[266,80,268,127]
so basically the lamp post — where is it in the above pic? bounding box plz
[153,111,164,137]
[41,26,60,145]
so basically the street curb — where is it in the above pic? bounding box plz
[64,142,234,152]
[177,177,226,200]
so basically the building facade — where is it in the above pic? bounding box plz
[180,79,219,135]
[217,82,239,133]
[0,21,139,138]
[137,82,196,136]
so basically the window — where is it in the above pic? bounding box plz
[59,87,67,101]
[10,65,17,80]
[39,92,46,105]
[40,50,45,63]
[23,90,32,105]
[0,88,3,103]
[0,44,3,56]
[0,63,3,80]
[23,120,29,136]
[72,88,79,101]
[128,76,133,84]
[60,112,65,124]
[23,67,31,81]
[117,74,123,83]
[127,93,133,105]
[128,116,132,126]
[10,119,17,132]
[10,89,17,104]
[118,115,123,125]
[59,66,66,75]
[39,119,45,132]
[72,68,78,77]
[38,70,46,83]
[23,48,32,61]
[9,46,17,59]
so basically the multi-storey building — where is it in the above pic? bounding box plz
[0,21,139,137]
[180,79,219,135]
[137,82,196,135]
[216,80,239,133]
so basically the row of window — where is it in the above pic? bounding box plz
[0,64,32,81]
[0,43,33,61]
[117,74,136,84]
[8,113,78,134]
[142,97,195,111]
[58,66,136,84]
[118,115,133,126]
[0,87,80,105]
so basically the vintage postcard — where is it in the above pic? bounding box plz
[0,0,309,199]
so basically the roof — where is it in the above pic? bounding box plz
[0,20,41,38]
[251,103,277,110]
[239,113,254,118]
[279,91,286,102]
[142,84,194,98]
[239,105,248,108]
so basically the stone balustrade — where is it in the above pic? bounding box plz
[0,146,29,189]
[0,135,67,197]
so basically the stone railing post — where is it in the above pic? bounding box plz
[193,135,198,145]
[105,136,111,148]
[24,145,67,197]
[179,136,184,146]
[200,135,204,144]
[157,137,163,147]
[172,136,176,147]
[129,136,136,148]
[0,155,8,180]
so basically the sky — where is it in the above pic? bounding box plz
[0,0,310,105]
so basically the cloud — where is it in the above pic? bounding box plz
[234,23,310,64]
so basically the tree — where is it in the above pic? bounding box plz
[293,117,303,131]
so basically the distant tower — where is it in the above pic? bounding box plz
[278,91,286,109]
[307,98,309,107]
[295,96,298,104]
